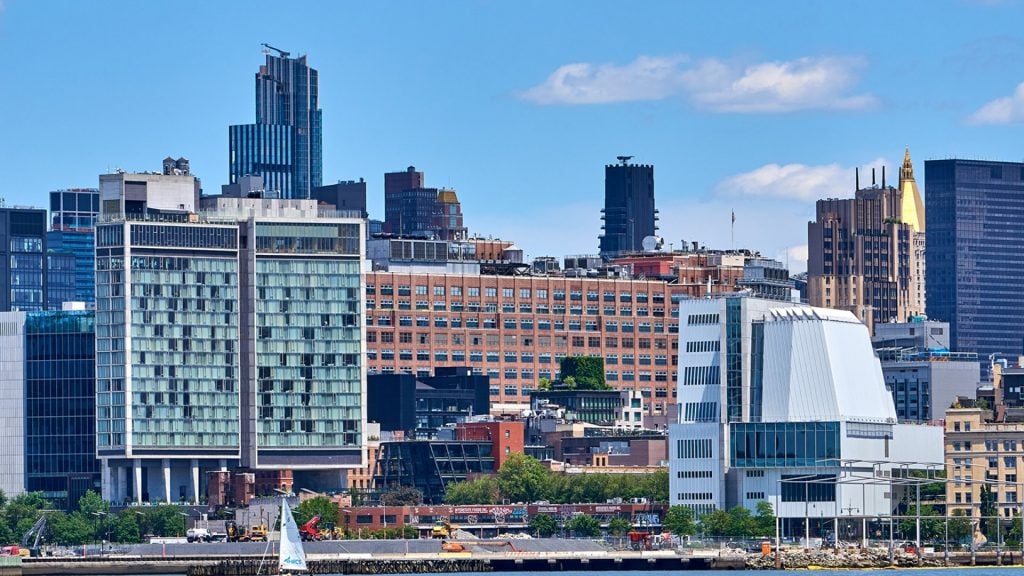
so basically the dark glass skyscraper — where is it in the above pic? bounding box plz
[24,310,98,509]
[599,157,657,259]
[47,188,99,307]
[229,47,322,199]
[0,208,48,311]
[925,159,1024,364]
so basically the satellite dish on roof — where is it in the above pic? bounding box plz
[641,235,663,252]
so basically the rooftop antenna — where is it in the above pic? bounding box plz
[261,43,290,58]
[730,210,735,251]
[616,155,633,166]
[855,167,860,190]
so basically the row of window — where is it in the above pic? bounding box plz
[685,340,720,353]
[368,284,666,303]
[369,300,671,317]
[677,438,714,459]
[676,470,713,479]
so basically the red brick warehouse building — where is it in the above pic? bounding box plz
[365,272,685,414]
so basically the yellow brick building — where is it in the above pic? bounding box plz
[945,408,1024,519]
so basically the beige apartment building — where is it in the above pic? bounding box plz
[365,271,684,414]
[945,408,1024,519]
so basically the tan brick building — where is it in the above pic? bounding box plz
[944,408,1024,519]
[365,272,683,413]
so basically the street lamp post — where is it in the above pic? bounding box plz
[90,512,109,555]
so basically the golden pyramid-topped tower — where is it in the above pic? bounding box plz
[899,147,925,232]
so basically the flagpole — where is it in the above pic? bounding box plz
[731,211,735,251]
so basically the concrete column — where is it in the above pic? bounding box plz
[117,466,128,504]
[133,459,143,504]
[101,461,112,502]
[162,459,172,504]
[191,459,200,505]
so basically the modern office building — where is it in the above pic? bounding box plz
[0,310,99,509]
[599,157,657,259]
[312,180,368,218]
[365,271,683,413]
[48,188,101,307]
[373,439,495,504]
[0,208,49,312]
[872,320,980,422]
[926,158,1024,371]
[229,47,322,199]
[807,164,923,333]
[46,252,77,311]
[95,195,364,504]
[367,367,490,438]
[669,297,943,533]
[25,310,99,509]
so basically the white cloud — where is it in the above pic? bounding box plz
[714,158,889,202]
[519,55,877,112]
[518,56,688,105]
[967,81,1024,124]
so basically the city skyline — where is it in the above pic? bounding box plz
[4,1,1024,271]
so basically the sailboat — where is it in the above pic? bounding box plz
[278,497,308,574]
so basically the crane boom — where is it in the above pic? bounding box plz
[261,43,291,58]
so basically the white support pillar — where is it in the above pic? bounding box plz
[191,459,200,505]
[133,459,143,504]
[162,459,172,504]
[219,459,227,472]
[117,466,128,504]
[101,461,112,502]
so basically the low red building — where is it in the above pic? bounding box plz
[454,421,524,469]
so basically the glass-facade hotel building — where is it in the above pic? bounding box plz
[96,201,364,504]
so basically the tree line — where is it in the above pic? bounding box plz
[443,453,668,505]
[0,490,188,546]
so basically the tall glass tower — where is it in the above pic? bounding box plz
[229,46,322,199]
[925,159,1024,368]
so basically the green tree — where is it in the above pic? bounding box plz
[77,490,109,517]
[537,377,553,391]
[381,486,423,506]
[497,453,550,503]
[566,514,602,538]
[444,477,499,505]
[529,513,558,537]
[948,510,973,545]
[898,505,944,541]
[49,512,97,546]
[980,484,997,538]
[559,357,609,390]
[754,501,775,538]
[6,492,50,540]
[293,496,339,527]
[726,506,756,537]
[663,505,696,537]
[700,509,731,537]
[607,517,633,537]
[137,506,187,537]
[110,512,141,543]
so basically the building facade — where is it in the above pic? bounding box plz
[25,310,99,509]
[807,167,923,332]
[95,198,365,504]
[365,272,683,413]
[925,158,1024,370]
[669,298,943,531]
[599,158,657,259]
[367,367,490,438]
[0,208,49,312]
[944,408,1024,520]
[229,49,322,199]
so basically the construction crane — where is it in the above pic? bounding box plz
[20,516,47,557]
[261,43,291,58]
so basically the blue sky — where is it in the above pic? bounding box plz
[3,0,1024,272]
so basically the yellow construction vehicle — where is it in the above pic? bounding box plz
[431,520,458,539]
